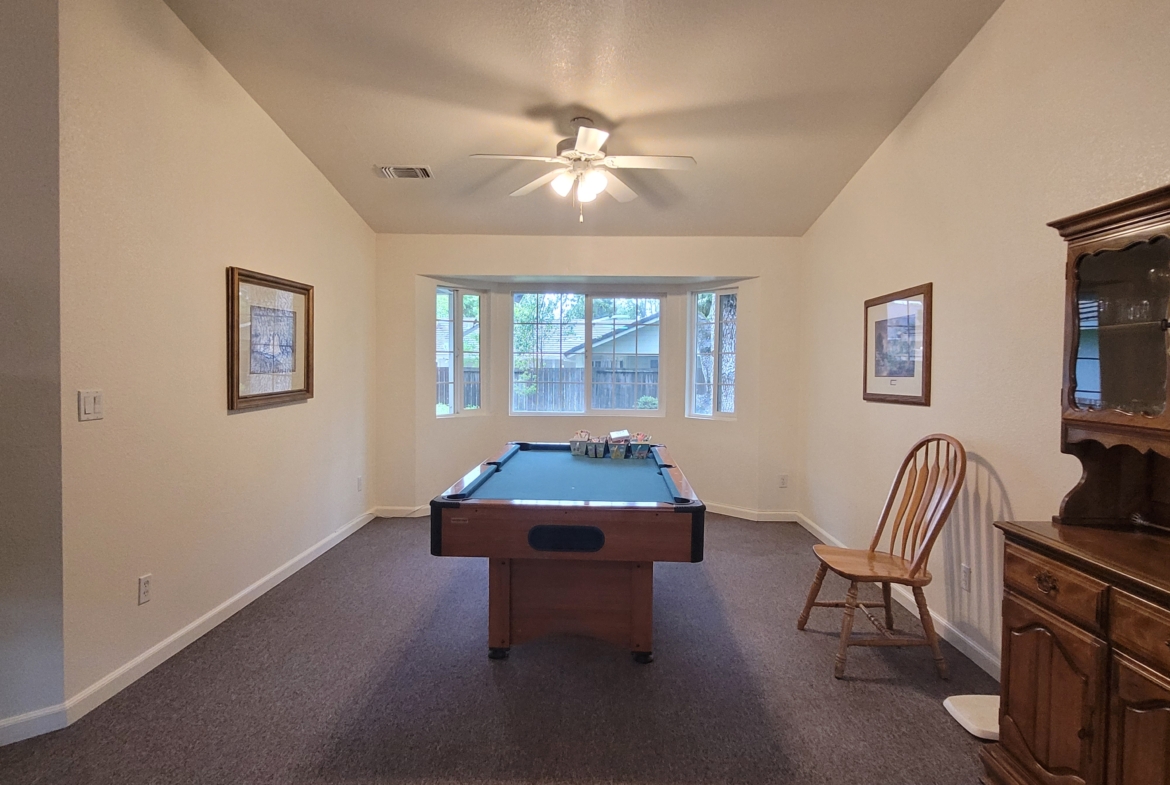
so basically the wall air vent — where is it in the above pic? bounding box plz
[380,166,433,179]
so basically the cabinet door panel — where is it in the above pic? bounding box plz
[1001,592,1107,785]
[1110,653,1170,785]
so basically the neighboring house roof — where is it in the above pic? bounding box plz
[434,319,480,350]
[563,312,660,356]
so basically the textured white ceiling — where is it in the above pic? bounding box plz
[163,0,1002,236]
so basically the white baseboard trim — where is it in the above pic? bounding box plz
[887,584,1001,679]
[704,502,806,523]
[372,505,428,518]
[0,702,68,747]
[786,512,1001,680]
[0,509,376,747]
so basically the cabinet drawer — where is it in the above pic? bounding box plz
[1004,543,1107,632]
[1111,589,1170,673]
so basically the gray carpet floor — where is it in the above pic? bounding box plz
[0,515,998,784]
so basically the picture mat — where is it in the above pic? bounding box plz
[866,295,925,397]
[237,282,307,395]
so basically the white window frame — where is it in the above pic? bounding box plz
[687,287,738,420]
[509,291,666,417]
[436,286,486,417]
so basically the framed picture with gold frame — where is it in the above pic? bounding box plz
[863,283,931,406]
[228,267,314,411]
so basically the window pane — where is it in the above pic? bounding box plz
[436,288,455,414]
[720,319,736,354]
[436,320,452,353]
[463,352,480,410]
[592,296,660,410]
[462,293,480,353]
[719,292,737,322]
[692,291,736,416]
[718,385,735,413]
[694,384,713,416]
[436,289,454,352]
[720,352,736,386]
[695,322,714,354]
[695,352,714,386]
[512,292,585,412]
[436,351,454,415]
[636,383,658,410]
[514,293,537,320]
[696,292,715,321]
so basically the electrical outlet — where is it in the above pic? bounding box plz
[138,574,152,605]
[357,475,363,493]
[960,564,971,592]
[778,474,789,489]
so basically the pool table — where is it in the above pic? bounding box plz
[430,442,705,663]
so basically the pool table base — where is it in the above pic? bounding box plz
[487,557,654,661]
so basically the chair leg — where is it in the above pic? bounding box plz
[797,563,828,631]
[913,586,949,680]
[882,582,894,630]
[834,581,859,679]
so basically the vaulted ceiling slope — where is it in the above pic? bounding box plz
[163,0,1002,236]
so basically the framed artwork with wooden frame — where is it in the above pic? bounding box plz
[863,282,932,406]
[227,267,314,411]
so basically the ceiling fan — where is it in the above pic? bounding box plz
[470,117,696,208]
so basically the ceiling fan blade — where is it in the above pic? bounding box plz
[602,155,696,170]
[575,126,610,155]
[509,169,564,197]
[604,172,638,203]
[471,154,565,163]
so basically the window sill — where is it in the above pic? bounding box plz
[509,410,667,418]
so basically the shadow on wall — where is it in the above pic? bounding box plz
[940,452,1012,665]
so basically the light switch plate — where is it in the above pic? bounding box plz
[78,390,103,421]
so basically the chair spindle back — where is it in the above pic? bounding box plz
[867,434,967,578]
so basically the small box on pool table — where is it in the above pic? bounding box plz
[586,438,608,458]
[569,430,591,456]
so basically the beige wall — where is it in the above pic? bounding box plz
[58,0,376,702]
[0,0,65,730]
[800,0,1170,671]
[375,235,804,518]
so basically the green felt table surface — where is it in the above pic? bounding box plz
[469,448,676,503]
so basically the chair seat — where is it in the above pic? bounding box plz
[812,544,932,586]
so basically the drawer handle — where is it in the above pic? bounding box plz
[1035,570,1058,594]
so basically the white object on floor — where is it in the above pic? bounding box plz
[944,694,1000,741]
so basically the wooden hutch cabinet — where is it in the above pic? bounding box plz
[981,185,1170,785]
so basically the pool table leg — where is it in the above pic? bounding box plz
[631,561,653,664]
[488,557,511,659]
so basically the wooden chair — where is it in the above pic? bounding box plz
[796,434,967,679]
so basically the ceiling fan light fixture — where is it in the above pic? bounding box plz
[550,171,575,197]
[577,183,598,203]
[581,169,608,196]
